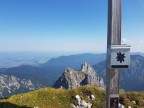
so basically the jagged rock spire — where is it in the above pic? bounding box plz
[53,62,105,89]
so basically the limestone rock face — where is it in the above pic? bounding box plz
[53,62,105,89]
[0,74,42,98]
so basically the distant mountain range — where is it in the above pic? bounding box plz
[131,52,144,56]
[43,53,106,69]
[0,53,144,97]
[0,53,106,97]
[94,55,144,91]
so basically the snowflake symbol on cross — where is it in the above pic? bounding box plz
[116,52,126,63]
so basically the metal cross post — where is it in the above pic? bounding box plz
[106,0,121,108]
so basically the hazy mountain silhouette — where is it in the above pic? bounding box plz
[0,53,144,97]
[94,55,144,91]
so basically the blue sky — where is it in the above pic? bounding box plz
[0,0,144,54]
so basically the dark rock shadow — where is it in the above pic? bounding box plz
[0,102,32,108]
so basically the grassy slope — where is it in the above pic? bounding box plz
[0,86,105,108]
[0,86,144,108]
[120,92,144,108]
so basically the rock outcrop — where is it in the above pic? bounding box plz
[53,62,105,89]
[71,95,93,108]
[0,74,42,98]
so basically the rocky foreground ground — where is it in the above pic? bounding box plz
[0,86,143,108]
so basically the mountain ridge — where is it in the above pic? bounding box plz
[94,54,144,91]
[0,53,144,98]
[53,62,105,89]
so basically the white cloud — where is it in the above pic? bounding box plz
[121,38,144,52]
[122,38,126,44]
[140,40,144,44]
[121,38,133,45]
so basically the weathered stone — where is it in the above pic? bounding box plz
[53,62,105,89]
[132,100,136,104]
[80,100,92,108]
[119,103,124,108]
[90,94,95,100]
[75,95,81,106]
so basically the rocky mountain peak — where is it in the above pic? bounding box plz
[81,62,96,75]
[64,68,74,74]
[53,62,105,89]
